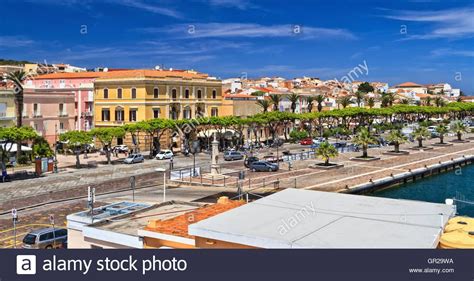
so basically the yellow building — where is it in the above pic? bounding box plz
[0,89,16,128]
[93,69,223,149]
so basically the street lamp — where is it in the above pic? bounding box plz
[54,124,58,173]
[155,168,166,202]
[191,140,200,177]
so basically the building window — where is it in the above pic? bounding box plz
[117,88,123,99]
[197,89,202,99]
[183,107,191,119]
[129,109,137,122]
[115,108,124,121]
[101,109,110,121]
[33,103,40,116]
[170,107,178,120]
[171,88,177,99]
[59,122,64,130]
[131,88,137,99]
[211,108,218,117]
[212,90,217,99]
[153,109,160,119]
[196,106,203,116]
[184,89,190,99]
[153,88,159,98]
[104,88,109,99]
[59,103,64,115]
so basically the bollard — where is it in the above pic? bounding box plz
[263,178,266,188]
[212,176,214,185]
[294,178,297,188]
[248,178,251,189]
[224,176,226,186]
[201,174,203,184]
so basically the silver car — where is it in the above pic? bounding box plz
[124,153,145,164]
[22,228,67,249]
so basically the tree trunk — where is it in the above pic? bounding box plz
[75,149,80,168]
[325,158,329,166]
[440,135,444,144]
[106,147,111,164]
[418,138,423,148]
[15,92,23,162]
[362,146,368,158]
[394,143,400,153]
[457,132,462,141]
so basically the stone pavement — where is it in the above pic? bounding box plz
[0,152,213,212]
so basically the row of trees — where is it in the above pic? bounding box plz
[317,120,471,165]
[55,102,474,166]
[256,86,455,113]
[2,95,472,169]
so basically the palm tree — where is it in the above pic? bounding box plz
[352,127,377,158]
[269,94,282,112]
[366,97,375,109]
[306,96,315,113]
[424,96,432,106]
[337,96,352,109]
[450,121,468,141]
[386,129,407,153]
[434,96,445,107]
[412,125,430,148]
[256,99,271,113]
[6,70,28,161]
[354,91,365,107]
[435,124,448,144]
[382,92,395,107]
[315,95,325,112]
[316,141,338,166]
[287,93,300,113]
[400,99,410,105]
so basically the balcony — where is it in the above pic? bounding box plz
[114,120,124,125]
[83,111,93,117]
[58,113,69,117]
[33,113,43,118]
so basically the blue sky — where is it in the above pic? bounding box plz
[1,0,473,93]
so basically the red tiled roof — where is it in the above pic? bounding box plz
[144,198,244,239]
[396,82,424,88]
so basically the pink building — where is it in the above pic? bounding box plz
[23,88,76,144]
[26,72,104,134]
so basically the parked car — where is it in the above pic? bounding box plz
[269,138,284,147]
[244,156,259,168]
[113,145,129,153]
[249,161,279,172]
[22,228,67,249]
[155,150,174,160]
[224,151,244,161]
[300,138,313,145]
[123,153,144,164]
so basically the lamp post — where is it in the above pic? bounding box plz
[155,168,166,202]
[53,124,58,173]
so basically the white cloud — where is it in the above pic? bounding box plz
[0,36,34,47]
[431,48,474,57]
[21,0,182,18]
[207,0,256,10]
[112,0,182,18]
[382,7,474,40]
[138,23,357,40]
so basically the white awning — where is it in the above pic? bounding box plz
[0,143,33,152]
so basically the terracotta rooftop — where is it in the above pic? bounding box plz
[144,197,245,239]
[396,82,424,88]
[35,69,210,80]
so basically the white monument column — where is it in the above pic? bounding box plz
[211,133,220,175]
